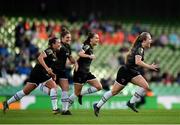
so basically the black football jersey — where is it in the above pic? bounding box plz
[53,42,72,72]
[34,47,57,73]
[125,45,144,71]
[77,44,94,73]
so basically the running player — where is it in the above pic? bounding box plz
[68,32,102,110]
[2,37,61,114]
[39,28,78,115]
[93,32,158,116]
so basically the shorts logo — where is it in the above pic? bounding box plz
[52,58,57,61]
[78,78,82,82]
[66,52,69,56]
[121,78,125,83]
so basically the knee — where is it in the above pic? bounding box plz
[50,88,57,94]
[49,86,57,92]
[48,82,57,90]
[143,85,150,91]
[96,84,103,91]
[60,83,69,91]
[111,90,118,96]
[24,90,30,95]
[74,91,81,96]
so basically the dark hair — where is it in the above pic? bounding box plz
[132,32,150,48]
[61,27,70,39]
[83,32,96,45]
[48,37,59,47]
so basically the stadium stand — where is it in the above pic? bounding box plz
[0,16,180,96]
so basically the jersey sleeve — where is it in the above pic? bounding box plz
[82,44,90,52]
[135,47,144,57]
[66,44,72,56]
[69,47,72,56]
[44,48,53,56]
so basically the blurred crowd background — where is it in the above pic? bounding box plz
[0,0,180,95]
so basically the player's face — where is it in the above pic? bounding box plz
[62,34,71,44]
[144,34,152,48]
[91,34,99,46]
[53,39,61,50]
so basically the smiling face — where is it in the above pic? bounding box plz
[142,33,152,49]
[52,39,61,50]
[61,33,71,44]
[90,34,99,46]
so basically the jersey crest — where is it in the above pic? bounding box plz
[83,45,90,52]
[138,48,144,55]
[46,49,53,55]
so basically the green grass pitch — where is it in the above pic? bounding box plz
[0,109,180,124]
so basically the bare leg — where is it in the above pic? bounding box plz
[68,83,83,108]
[127,75,149,113]
[58,79,71,114]
[93,81,125,117]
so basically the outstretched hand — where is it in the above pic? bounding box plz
[49,72,57,81]
[150,63,159,71]
[46,68,56,81]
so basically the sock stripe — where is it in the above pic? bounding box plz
[68,99,74,104]
[51,98,57,100]
[13,95,18,101]
[51,95,57,100]
[51,95,57,98]
[134,92,142,98]
[14,94,19,100]
[102,96,107,102]
[51,96,57,98]
[88,88,92,93]
[61,98,69,102]
[40,85,43,91]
